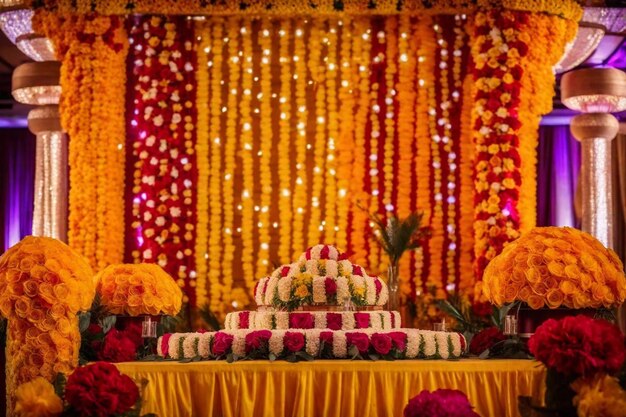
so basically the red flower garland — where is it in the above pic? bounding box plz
[127,16,198,305]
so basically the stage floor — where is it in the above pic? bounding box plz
[117,359,545,417]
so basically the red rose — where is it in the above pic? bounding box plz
[326,313,343,330]
[469,327,506,355]
[320,331,333,345]
[65,362,139,417]
[404,389,480,417]
[528,316,626,377]
[284,331,305,352]
[389,332,407,351]
[245,330,272,353]
[324,277,337,296]
[280,266,291,277]
[320,245,330,259]
[212,332,234,356]
[371,333,392,355]
[88,323,103,335]
[160,333,172,357]
[119,321,143,347]
[354,313,370,329]
[374,279,382,295]
[239,311,250,329]
[346,332,370,354]
[352,265,364,276]
[289,312,314,329]
[97,329,137,363]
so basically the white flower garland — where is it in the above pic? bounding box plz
[183,335,199,358]
[406,330,420,359]
[269,331,285,355]
[306,329,321,356]
[364,276,376,305]
[312,277,326,303]
[423,331,437,357]
[278,276,293,302]
[332,331,348,358]
[198,333,213,358]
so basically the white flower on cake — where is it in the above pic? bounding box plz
[255,245,388,310]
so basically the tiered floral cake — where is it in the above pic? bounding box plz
[158,245,465,361]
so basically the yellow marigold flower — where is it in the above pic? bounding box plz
[14,377,63,417]
[573,374,626,417]
[294,285,309,298]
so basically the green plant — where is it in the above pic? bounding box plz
[368,210,429,266]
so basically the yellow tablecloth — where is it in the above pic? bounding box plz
[117,359,545,417]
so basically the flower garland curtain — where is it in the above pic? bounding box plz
[32,0,581,320]
[183,15,476,316]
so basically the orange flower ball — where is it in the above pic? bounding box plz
[482,227,626,309]
[0,236,95,318]
[95,263,183,316]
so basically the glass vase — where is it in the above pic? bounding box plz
[387,263,399,311]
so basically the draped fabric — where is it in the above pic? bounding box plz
[536,126,580,228]
[613,131,626,332]
[0,129,36,252]
[117,359,546,417]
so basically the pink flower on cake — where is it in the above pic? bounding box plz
[347,332,370,354]
[354,313,370,329]
[245,330,272,353]
[159,333,172,357]
[320,331,334,345]
[371,333,393,355]
[353,265,364,276]
[374,279,382,296]
[389,332,407,351]
[327,313,343,330]
[325,277,337,296]
[280,265,291,277]
[284,332,305,352]
[239,311,250,329]
[289,313,314,329]
[212,332,234,356]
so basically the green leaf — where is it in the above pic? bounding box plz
[285,354,298,363]
[226,353,235,363]
[348,345,360,359]
[296,351,314,361]
[100,315,117,333]
[52,373,66,399]
[78,312,91,333]
[369,353,380,361]
[478,349,490,359]
[268,353,277,361]
[179,357,193,363]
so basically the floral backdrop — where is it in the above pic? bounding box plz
[32,0,580,320]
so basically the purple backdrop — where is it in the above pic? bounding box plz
[0,128,35,253]
[537,125,581,228]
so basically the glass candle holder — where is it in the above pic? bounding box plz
[142,316,157,338]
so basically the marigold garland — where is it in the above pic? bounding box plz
[0,237,95,412]
[307,18,327,248]
[33,12,127,270]
[194,21,211,311]
[257,18,273,279]
[396,15,416,294]
[239,19,256,293]
[349,17,372,267]
[223,17,241,304]
[278,20,293,265]
[207,19,226,314]
[324,20,339,247]
[31,0,582,20]
[335,18,356,253]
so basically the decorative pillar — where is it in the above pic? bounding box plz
[569,114,619,247]
[561,68,626,248]
[28,105,68,241]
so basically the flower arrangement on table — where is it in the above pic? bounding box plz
[80,263,184,363]
[0,236,95,411]
[158,328,465,362]
[404,389,480,417]
[481,227,626,309]
[519,315,626,417]
[255,245,389,310]
[14,362,155,417]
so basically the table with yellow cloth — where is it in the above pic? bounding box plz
[117,359,545,417]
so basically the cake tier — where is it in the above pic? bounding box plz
[255,245,388,310]
[225,310,402,331]
[159,329,465,361]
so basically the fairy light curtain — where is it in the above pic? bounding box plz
[126,15,475,315]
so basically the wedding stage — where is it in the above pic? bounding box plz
[117,359,545,417]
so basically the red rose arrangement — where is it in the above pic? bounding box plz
[98,329,139,363]
[65,362,140,417]
[212,332,234,357]
[404,389,480,417]
[528,316,625,377]
[469,327,506,356]
[526,315,626,414]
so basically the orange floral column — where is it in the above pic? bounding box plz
[0,237,95,415]
[470,9,578,282]
[33,12,128,270]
